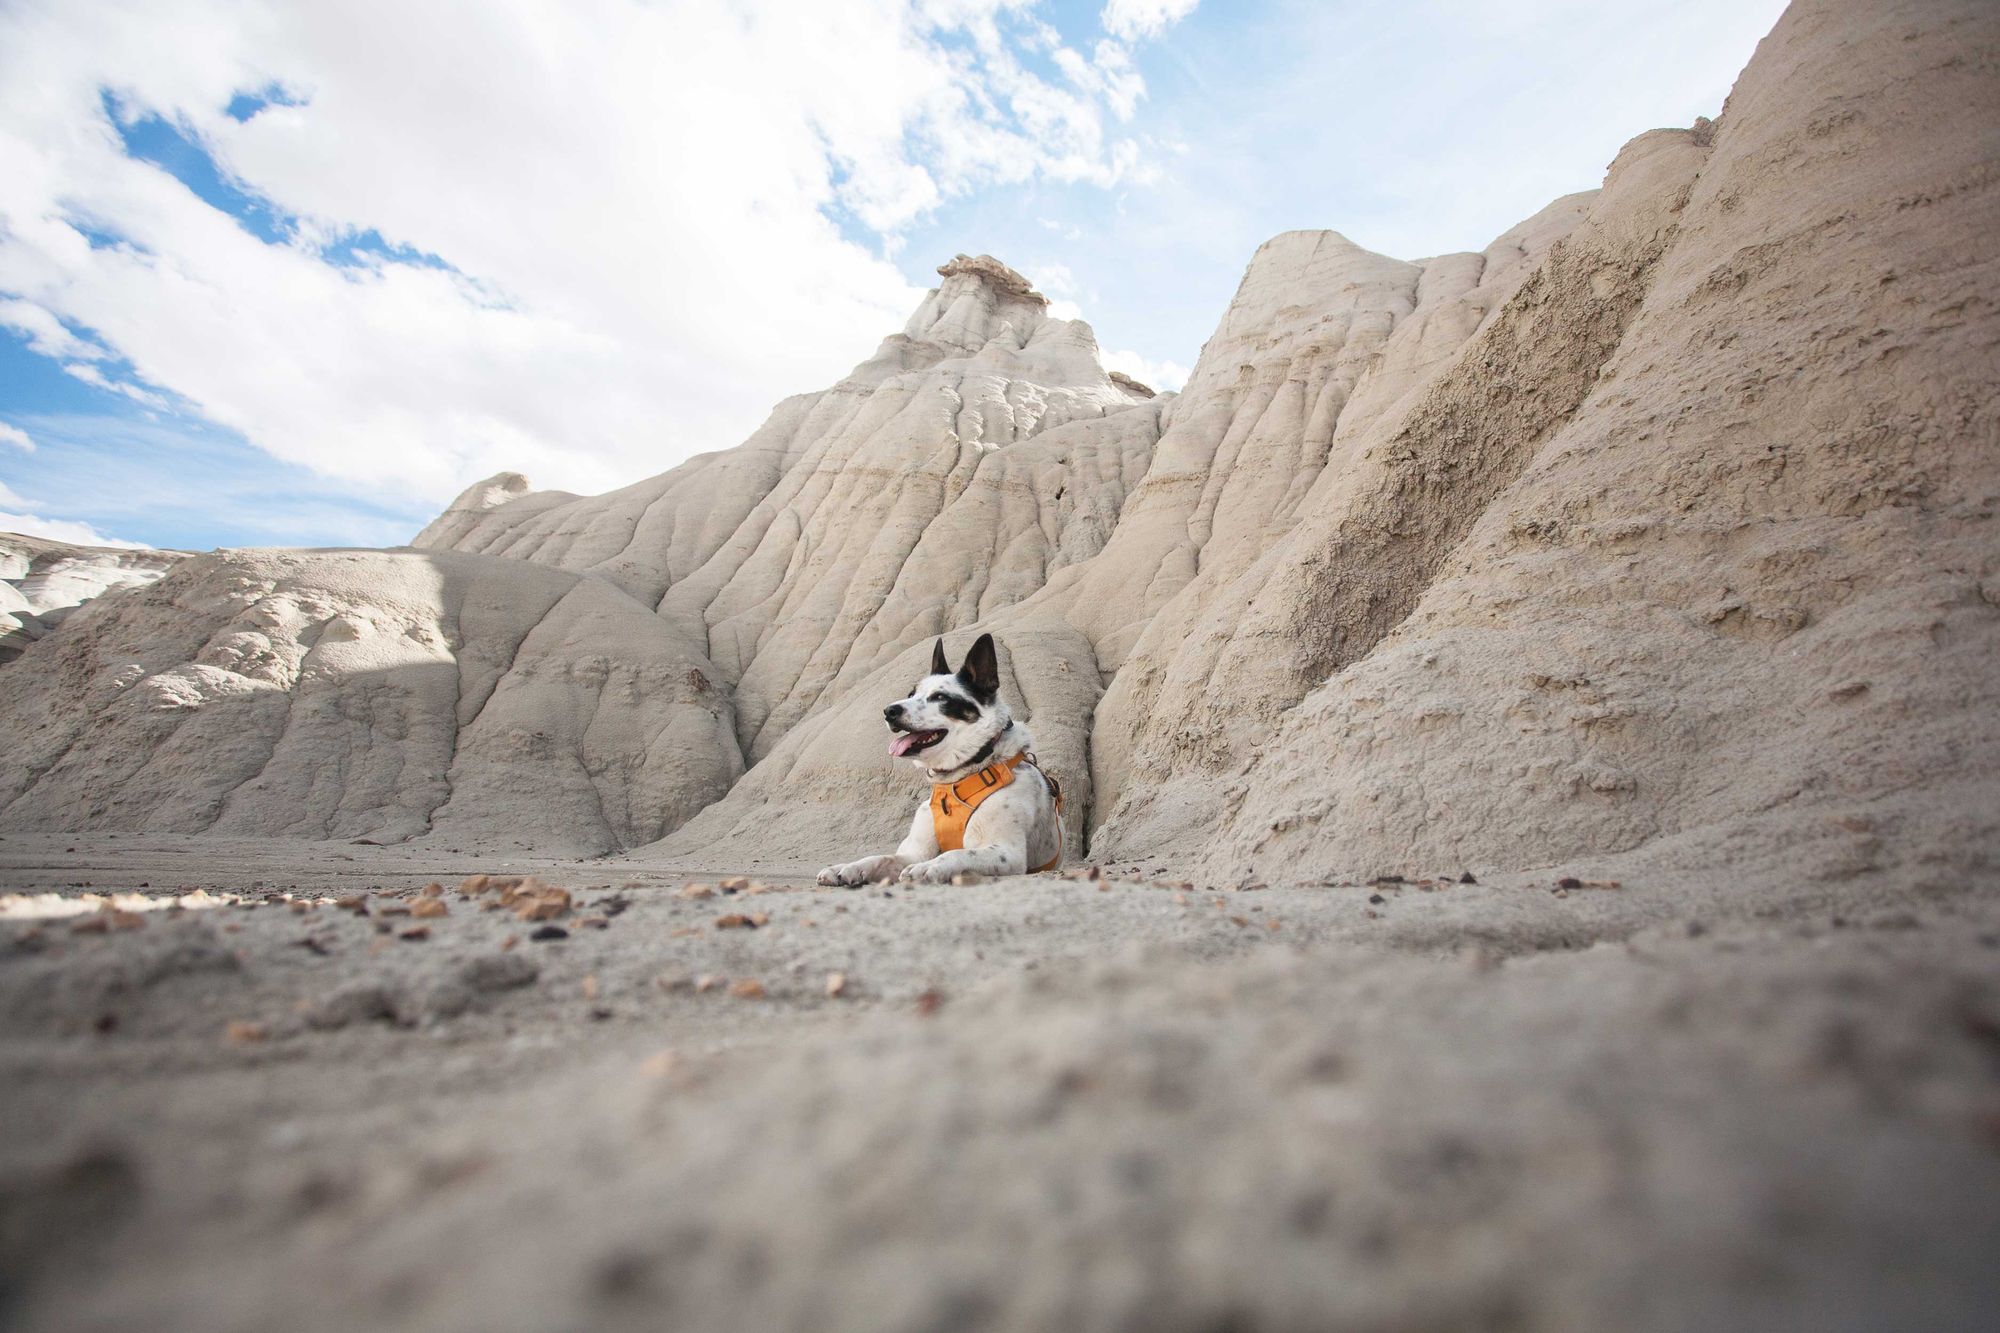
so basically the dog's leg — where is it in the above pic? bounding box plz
[817,805,939,887]
[815,854,901,886]
[898,844,1025,884]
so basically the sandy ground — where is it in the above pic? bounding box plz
[0,833,1996,1331]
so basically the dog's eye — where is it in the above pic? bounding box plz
[928,693,946,703]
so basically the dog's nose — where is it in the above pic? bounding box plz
[883,703,904,723]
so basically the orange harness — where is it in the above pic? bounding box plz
[930,750,1064,874]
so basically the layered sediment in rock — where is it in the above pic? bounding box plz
[0,549,738,853]
[0,532,184,664]
[1097,0,2000,889]
[665,0,2000,891]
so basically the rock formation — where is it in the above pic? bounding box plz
[1,0,1994,890]
[0,548,737,852]
[0,532,183,664]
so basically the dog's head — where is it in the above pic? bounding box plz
[883,632,1010,771]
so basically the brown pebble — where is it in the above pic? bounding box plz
[715,912,768,930]
[729,979,766,999]
[399,925,432,941]
[225,1021,268,1045]
[515,898,568,922]
[411,898,448,919]
[915,988,945,1016]
[825,971,847,999]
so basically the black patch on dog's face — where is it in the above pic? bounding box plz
[922,683,983,723]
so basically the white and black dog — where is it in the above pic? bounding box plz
[817,633,1064,886]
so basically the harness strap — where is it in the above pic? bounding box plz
[930,750,1064,874]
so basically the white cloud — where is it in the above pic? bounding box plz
[1101,347,1188,393]
[1101,0,1201,43]
[1029,263,1077,296]
[0,423,33,452]
[60,361,169,408]
[0,480,143,547]
[1055,40,1146,121]
[0,0,1156,507]
[0,298,108,360]
[0,509,145,547]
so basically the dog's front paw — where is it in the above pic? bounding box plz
[897,859,956,885]
[818,856,892,887]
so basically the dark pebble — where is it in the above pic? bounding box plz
[530,925,569,942]
[1459,872,1477,884]
[1368,893,1385,905]
[1557,876,1582,889]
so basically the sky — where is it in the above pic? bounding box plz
[0,0,1789,551]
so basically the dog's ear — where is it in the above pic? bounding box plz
[958,633,1000,701]
[931,638,950,677]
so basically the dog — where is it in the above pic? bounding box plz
[816,632,1064,886]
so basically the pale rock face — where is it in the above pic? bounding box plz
[1,256,1149,851]
[659,207,1595,862]
[414,253,1158,770]
[0,549,739,853]
[410,471,545,550]
[662,0,1999,888]
[1094,0,2000,886]
[0,533,185,664]
[1088,130,1706,853]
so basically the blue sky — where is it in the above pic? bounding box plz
[0,0,1786,551]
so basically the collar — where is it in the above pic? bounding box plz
[925,721,1018,784]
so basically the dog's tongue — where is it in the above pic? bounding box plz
[888,732,925,758]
